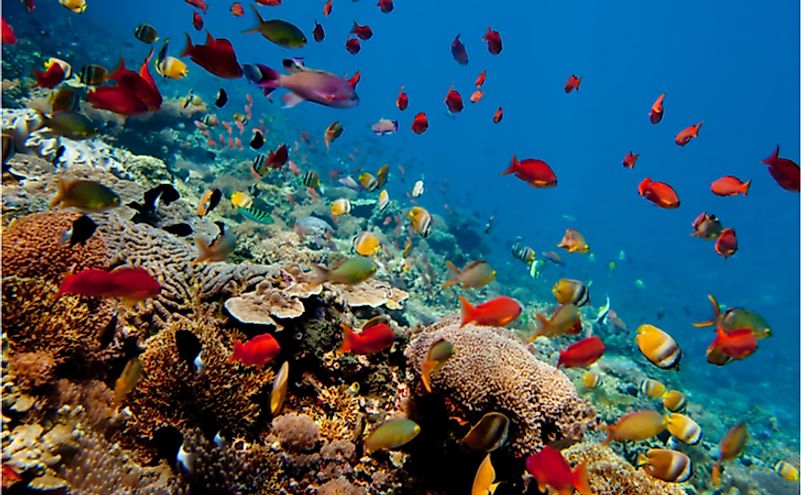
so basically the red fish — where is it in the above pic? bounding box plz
[475,70,486,87]
[23,0,35,12]
[2,17,16,45]
[313,20,324,42]
[32,63,66,89]
[525,446,592,495]
[557,336,606,368]
[231,333,280,368]
[192,12,204,31]
[623,151,639,169]
[396,86,408,111]
[323,0,332,16]
[638,178,680,208]
[228,137,235,149]
[2,464,21,489]
[185,0,208,13]
[650,93,665,124]
[444,86,463,113]
[564,74,581,93]
[493,106,503,123]
[345,37,361,54]
[230,2,244,16]
[98,55,162,112]
[222,121,233,134]
[711,176,750,196]
[267,144,288,169]
[256,0,282,4]
[181,32,243,79]
[339,321,395,354]
[459,295,522,327]
[451,34,468,65]
[709,323,756,360]
[483,26,502,54]
[501,155,557,188]
[347,71,361,89]
[59,267,161,301]
[87,86,149,115]
[411,112,428,134]
[675,122,702,147]
[469,89,483,103]
[714,228,737,259]
[235,137,243,150]
[351,21,373,40]
[761,146,799,192]
[377,0,393,13]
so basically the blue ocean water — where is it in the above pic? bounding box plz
[5,0,798,449]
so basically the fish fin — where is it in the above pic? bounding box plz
[50,177,67,207]
[458,296,476,327]
[440,260,460,288]
[180,33,193,57]
[192,236,213,266]
[204,31,215,45]
[229,341,242,363]
[532,312,550,336]
[107,57,127,81]
[556,350,565,368]
[762,145,779,165]
[712,462,722,487]
[692,294,720,327]
[742,179,751,195]
[339,323,354,353]
[635,452,648,467]
[281,93,305,109]
[309,263,329,286]
[420,359,433,393]
[572,463,592,495]
[694,121,703,136]
[250,4,265,25]
[501,155,519,176]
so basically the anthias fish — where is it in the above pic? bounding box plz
[182,32,243,79]
[244,59,358,108]
[59,267,161,301]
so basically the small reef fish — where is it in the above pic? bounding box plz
[711,176,751,196]
[114,357,143,405]
[33,59,69,88]
[639,378,666,398]
[352,231,381,256]
[250,130,265,150]
[451,34,468,65]
[351,21,373,40]
[62,214,97,246]
[693,294,772,339]
[396,86,408,110]
[708,322,757,360]
[411,112,429,134]
[345,38,361,54]
[134,23,159,44]
[40,111,98,140]
[215,88,228,108]
[59,0,86,13]
[128,183,180,226]
[242,5,306,48]
[364,418,420,453]
[445,87,464,113]
[557,228,590,254]
[502,156,557,188]
[774,461,799,481]
[525,446,591,495]
[231,333,280,368]
[602,409,666,445]
[377,0,394,13]
[475,70,486,87]
[312,21,324,42]
[470,89,483,103]
[156,42,189,80]
[323,0,332,16]
[557,336,605,369]
[51,178,120,212]
[623,151,639,169]
[412,180,424,197]
[582,371,602,389]
[377,190,389,211]
[59,267,161,301]
[714,228,738,259]
[492,107,503,123]
[637,449,692,483]
[462,412,509,452]
[270,361,289,415]
[472,454,500,495]
[303,170,320,189]
[186,0,208,13]
[371,118,399,135]
[78,64,108,86]
[339,319,395,354]
[441,260,496,289]
[530,303,581,340]
[230,2,244,16]
[193,231,236,264]
[244,58,359,108]
[712,423,748,486]
[237,204,275,224]
[197,188,222,217]
[666,413,702,445]
[483,26,502,54]
[553,279,589,306]
[761,145,799,192]
[331,198,352,217]
[691,212,723,240]
[181,32,243,79]
[650,93,665,124]
[511,241,536,265]
[459,296,522,327]
[408,206,432,237]
[193,12,204,31]
[636,324,682,370]
[324,120,344,150]
[311,257,377,285]
[2,17,16,45]
[675,122,703,147]
[662,390,687,412]
[639,178,680,208]
[564,74,581,93]
[421,338,453,393]
[376,164,390,187]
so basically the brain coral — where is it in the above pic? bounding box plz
[405,316,597,455]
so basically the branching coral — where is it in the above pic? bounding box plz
[405,316,598,455]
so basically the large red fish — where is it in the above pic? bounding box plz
[639,178,680,208]
[675,122,702,146]
[340,321,395,354]
[714,228,737,259]
[2,17,16,45]
[182,32,243,79]
[501,155,557,187]
[58,267,161,301]
[525,446,592,495]
[103,56,162,111]
[231,333,280,368]
[483,26,502,54]
[32,63,65,89]
[459,296,521,327]
[87,86,149,115]
[761,146,799,192]
[649,93,665,124]
[557,336,606,368]
[444,87,463,113]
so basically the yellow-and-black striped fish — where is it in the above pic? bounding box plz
[134,23,159,44]
[552,278,590,307]
[512,241,535,266]
[662,390,687,412]
[78,64,108,86]
[303,170,320,189]
[666,413,702,445]
[636,324,681,370]
[775,461,800,481]
[637,449,692,483]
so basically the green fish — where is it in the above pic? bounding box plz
[441,260,496,289]
[311,256,377,285]
[237,205,274,224]
[242,5,307,48]
[51,178,121,212]
[364,418,420,453]
[41,111,98,140]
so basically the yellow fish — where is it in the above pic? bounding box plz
[408,206,432,237]
[713,423,748,486]
[377,189,389,211]
[359,172,378,191]
[582,371,602,389]
[666,413,702,445]
[60,0,87,13]
[602,409,666,445]
[157,56,188,79]
[637,449,692,483]
[530,304,581,341]
[364,418,420,452]
[472,454,501,495]
[113,357,143,405]
[775,461,800,481]
[352,232,381,256]
[639,378,666,398]
[636,324,681,370]
[331,198,352,217]
[662,390,687,412]
[270,361,289,415]
[421,338,453,393]
[231,191,253,209]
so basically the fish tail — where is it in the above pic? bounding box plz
[180,33,193,58]
[600,426,613,446]
[575,76,581,90]
[339,323,353,353]
[440,260,460,288]
[310,263,329,286]
[420,359,433,393]
[635,452,648,467]
[741,178,751,195]
[572,463,592,495]
[712,462,722,486]
[242,5,264,34]
[533,312,550,336]
[501,155,519,176]
[762,145,780,165]
[692,294,720,327]
[192,236,213,265]
[483,25,491,40]
[458,296,476,327]
[694,121,703,136]
[49,177,67,208]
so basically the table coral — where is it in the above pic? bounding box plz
[405,316,597,455]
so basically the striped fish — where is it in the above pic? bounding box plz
[237,205,274,224]
[512,242,535,266]
[252,154,269,179]
[303,170,320,189]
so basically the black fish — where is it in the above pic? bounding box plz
[205,151,216,161]
[163,223,193,237]
[249,129,264,150]
[214,88,228,108]
[214,221,226,237]
[63,214,98,246]
[134,23,159,44]
[175,329,203,375]
[199,188,222,216]
[128,183,180,226]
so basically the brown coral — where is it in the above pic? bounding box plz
[271,413,321,452]
[405,316,597,455]
[562,442,687,495]
[340,278,409,310]
[8,350,57,391]
[224,279,307,329]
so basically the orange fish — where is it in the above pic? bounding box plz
[557,228,589,253]
[492,106,503,124]
[649,93,665,124]
[445,86,464,113]
[711,176,750,196]
[639,178,680,208]
[712,423,748,486]
[761,145,799,192]
[459,296,521,327]
[564,74,581,93]
[475,70,486,87]
[396,86,408,110]
[623,151,639,169]
[708,322,756,360]
[340,320,395,354]
[557,336,605,368]
[714,228,737,259]
[323,0,332,16]
[230,2,244,16]
[411,112,428,134]
[347,71,361,89]
[470,89,483,103]
[525,446,592,495]
[675,121,702,147]
[58,267,161,302]
[231,333,280,368]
